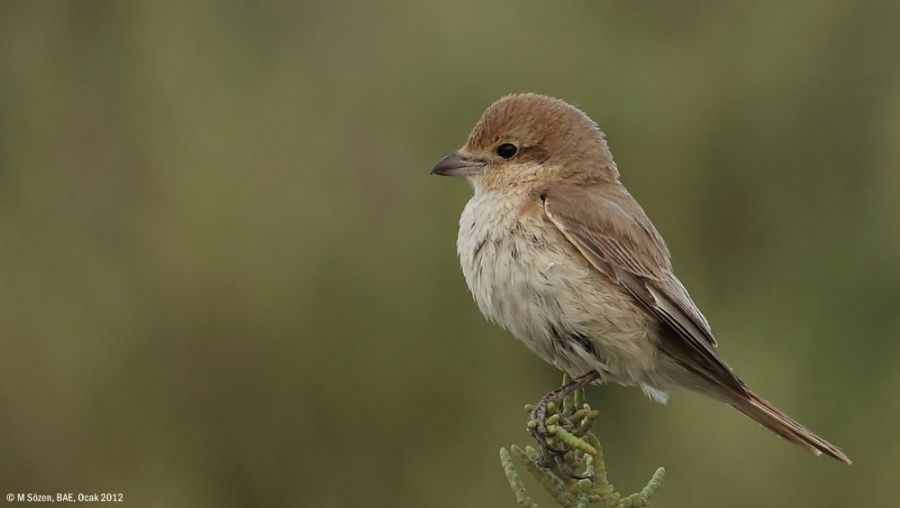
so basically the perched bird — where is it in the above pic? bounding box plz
[431,93,850,464]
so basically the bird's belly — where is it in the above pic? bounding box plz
[457,197,659,385]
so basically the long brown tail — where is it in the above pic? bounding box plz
[729,389,851,464]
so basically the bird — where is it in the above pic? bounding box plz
[431,93,850,465]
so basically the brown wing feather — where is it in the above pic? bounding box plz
[541,183,746,395]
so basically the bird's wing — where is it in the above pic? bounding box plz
[541,183,746,394]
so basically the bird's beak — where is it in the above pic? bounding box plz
[430,151,485,177]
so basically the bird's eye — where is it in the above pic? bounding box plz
[496,143,518,159]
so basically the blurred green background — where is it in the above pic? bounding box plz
[1,1,898,507]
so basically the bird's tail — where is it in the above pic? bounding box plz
[728,389,851,464]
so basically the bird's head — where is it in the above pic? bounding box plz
[431,93,618,190]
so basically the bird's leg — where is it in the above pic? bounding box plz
[528,370,601,474]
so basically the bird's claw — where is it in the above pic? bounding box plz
[527,370,601,478]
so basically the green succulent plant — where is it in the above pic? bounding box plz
[500,374,665,508]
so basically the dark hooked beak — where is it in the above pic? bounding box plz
[430,151,485,177]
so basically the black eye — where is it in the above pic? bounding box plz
[496,143,518,159]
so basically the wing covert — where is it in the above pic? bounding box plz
[541,183,745,394]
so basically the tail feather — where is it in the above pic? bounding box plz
[730,390,851,464]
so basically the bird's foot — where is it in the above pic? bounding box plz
[527,370,600,478]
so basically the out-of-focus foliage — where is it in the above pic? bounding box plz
[0,1,897,507]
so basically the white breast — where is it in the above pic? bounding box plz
[456,189,660,388]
